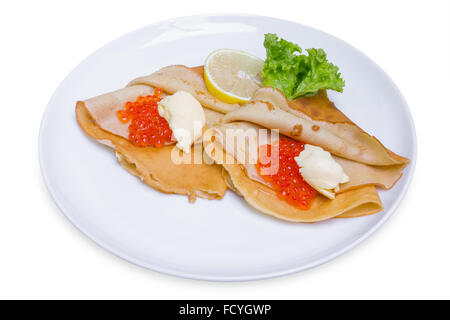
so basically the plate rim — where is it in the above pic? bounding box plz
[38,13,417,282]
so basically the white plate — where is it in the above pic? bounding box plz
[39,14,416,281]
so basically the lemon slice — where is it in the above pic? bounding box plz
[204,49,264,104]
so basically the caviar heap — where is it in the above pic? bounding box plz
[116,88,173,147]
[256,137,317,209]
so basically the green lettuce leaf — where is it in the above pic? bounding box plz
[261,33,345,99]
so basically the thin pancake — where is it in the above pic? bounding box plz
[76,89,227,202]
[211,122,404,192]
[204,138,382,222]
[223,87,409,166]
[83,85,156,140]
[335,157,405,191]
[128,65,239,114]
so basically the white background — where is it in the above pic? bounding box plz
[1,0,449,299]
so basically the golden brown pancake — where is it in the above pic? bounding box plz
[204,135,382,223]
[211,122,406,193]
[76,85,227,202]
[128,65,239,114]
[223,87,409,166]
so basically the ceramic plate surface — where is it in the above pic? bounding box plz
[39,14,416,281]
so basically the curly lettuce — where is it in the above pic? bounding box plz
[261,33,345,99]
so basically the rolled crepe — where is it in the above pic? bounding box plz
[203,127,383,222]
[223,87,409,167]
[211,122,405,192]
[128,65,239,114]
[76,85,227,202]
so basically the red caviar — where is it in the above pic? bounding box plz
[255,137,317,210]
[116,88,173,147]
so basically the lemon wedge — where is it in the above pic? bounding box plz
[204,49,264,104]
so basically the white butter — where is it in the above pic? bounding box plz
[158,91,206,154]
[294,144,350,199]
